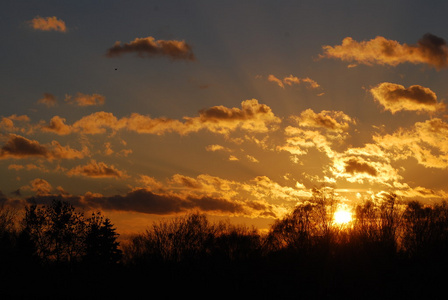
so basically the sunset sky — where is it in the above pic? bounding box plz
[2,0,448,236]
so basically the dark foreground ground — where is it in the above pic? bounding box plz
[2,252,446,300]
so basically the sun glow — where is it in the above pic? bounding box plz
[333,209,353,225]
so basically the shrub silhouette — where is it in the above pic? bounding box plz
[123,212,262,265]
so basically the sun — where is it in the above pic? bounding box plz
[333,209,353,225]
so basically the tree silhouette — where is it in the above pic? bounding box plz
[21,199,121,265]
[84,212,122,265]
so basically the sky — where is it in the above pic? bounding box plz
[2,0,448,236]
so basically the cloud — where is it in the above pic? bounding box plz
[184,99,281,135]
[67,160,126,178]
[0,115,30,133]
[72,111,126,134]
[105,36,195,61]
[205,144,231,152]
[123,113,183,135]
[278,109,356,160]
[8,163,47,172]
[394,185,448,199]
[65,93,105,107]
[37,93,57,107]
[331,154,401,185]
[370,82,445,114]
[0,134,86,160]
[344,158,378,177]
[28,16,67,32]
[246,155,259,163]
[278,127,335,158]
[291,109,356,132]
[81,188,245,215]
[0,134,49,159]
[321,33,448,69]
[43,99,281,136]
[29,178,53,196]
[40,116,73,135]
[267,74,320,89]
[374,118,448,168]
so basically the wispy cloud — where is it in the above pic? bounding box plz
[105,36,195,61]
[65,93,105,107]
[67,160,127,178]
[28,16,67,32]
[321,33,448,69]
[267,74,321,89]
[37,93,57,107]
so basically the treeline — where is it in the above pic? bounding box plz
[1,193,448,299]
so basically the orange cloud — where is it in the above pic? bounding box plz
[37,93,57,107]
[268,74,320,89]
[40,116,72,135]
[67,160,126,178]
[0,134,86,160]
[321,33,448,69]
[370,82,445,114]
[29,16,67,32]
[106,36,195,61]
[72,112,126,134]
[65,93,105,107]
[0,115,30,133]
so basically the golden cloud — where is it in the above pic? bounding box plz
[291,109,356,132]
[205,144,231,152]
[41,99,280,136]
[29,16,67,32]
[331,154,401,185]
[106,36,195,61]
[370,82,445,114]
[374,118,448,168]
[321,33,448,69]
